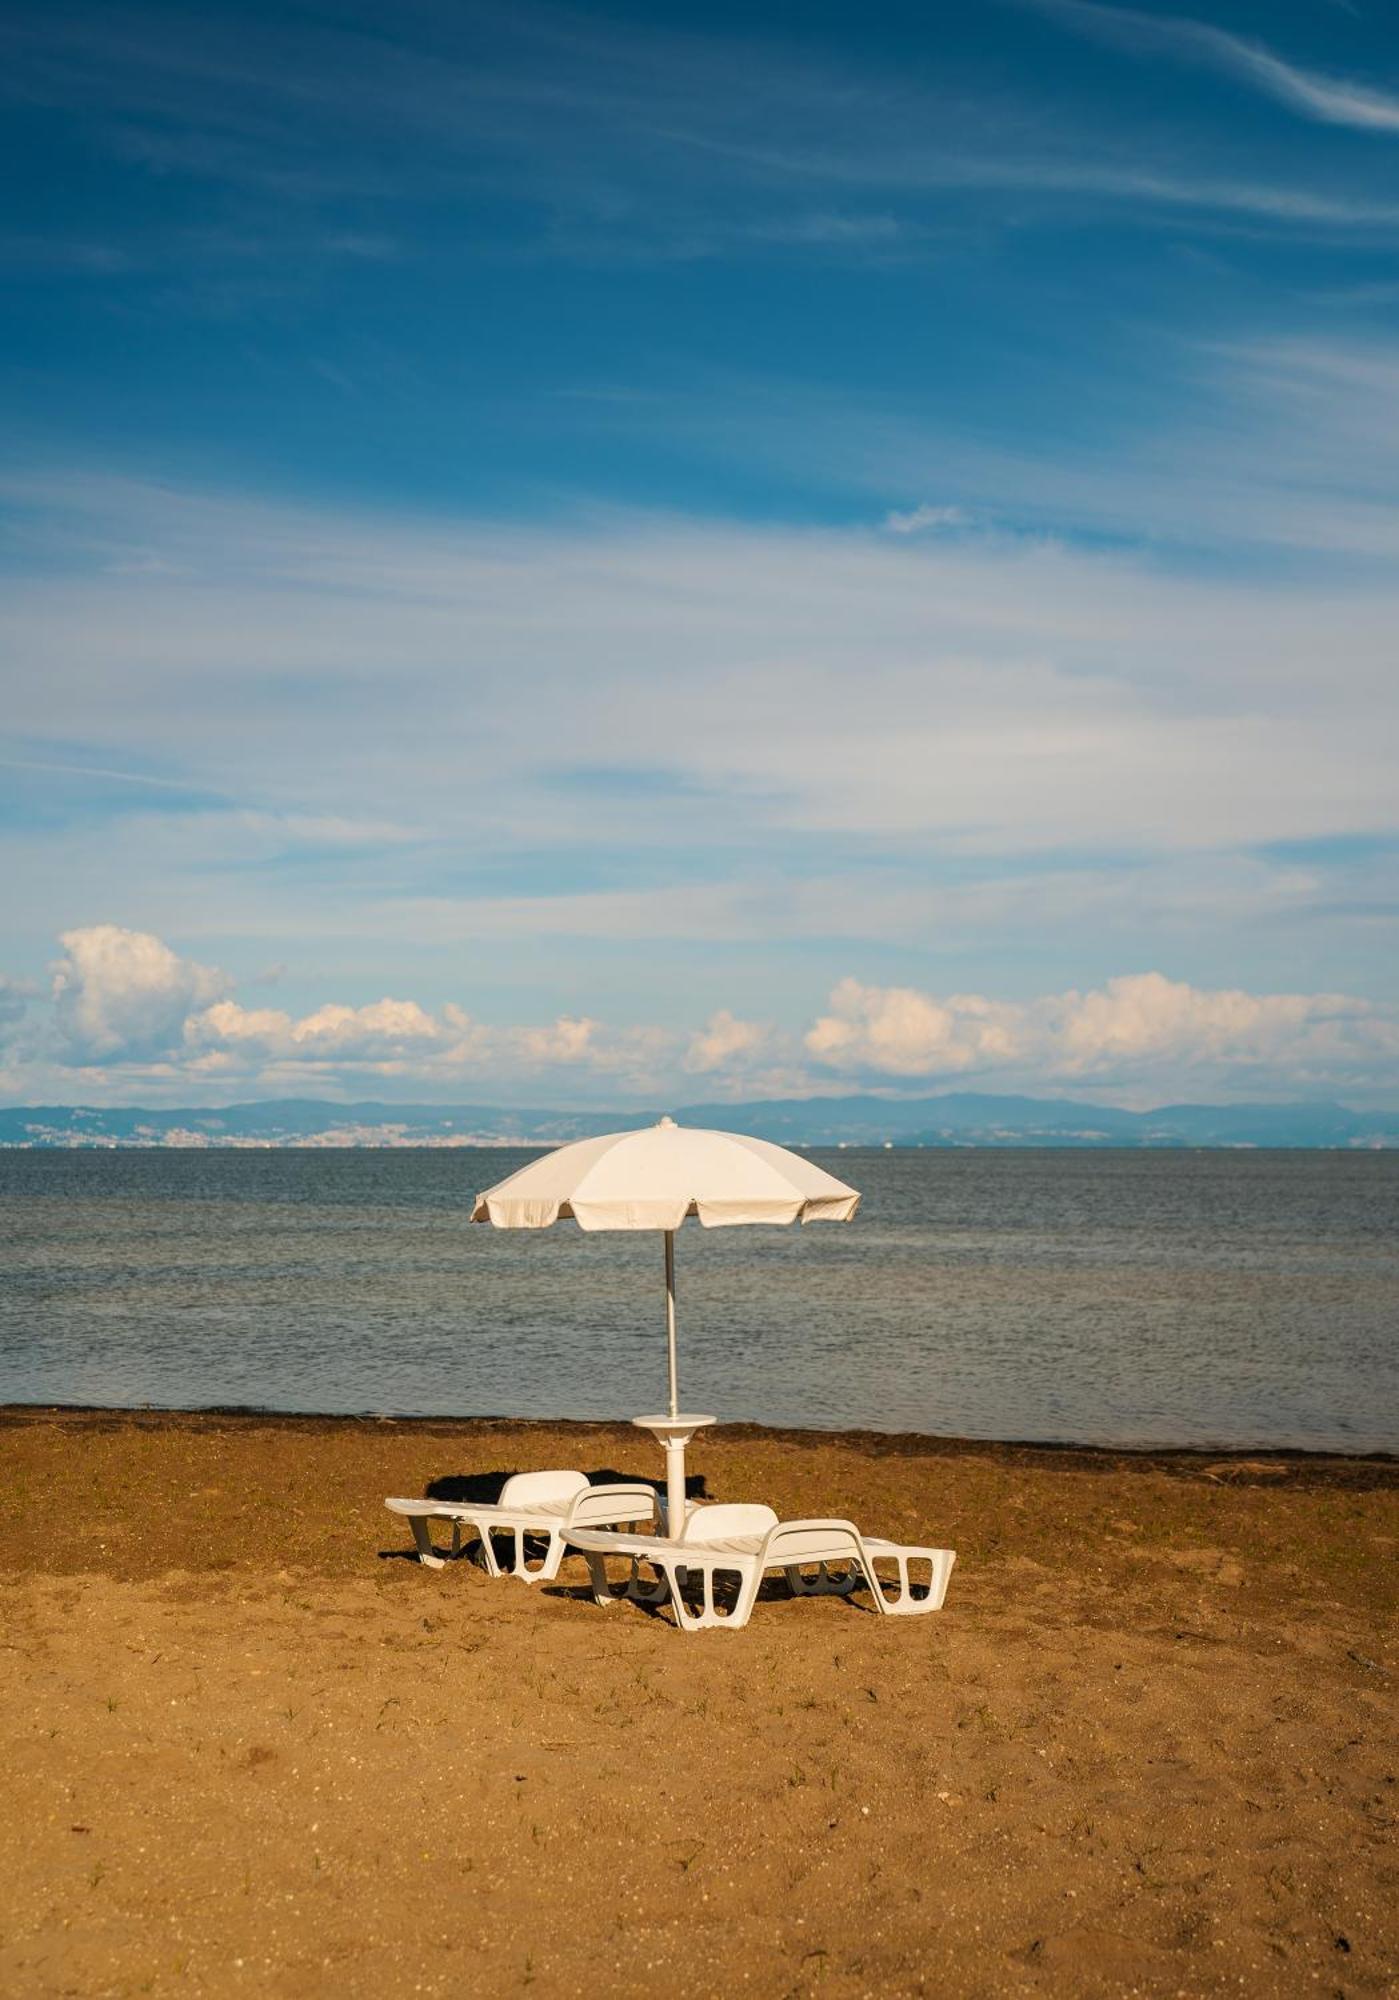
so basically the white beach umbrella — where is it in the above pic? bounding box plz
[471,1116,860,1533]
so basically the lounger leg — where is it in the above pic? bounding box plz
[871,1549,955,1615]
[858,1554,890,1614]
[669,1560,757,1632]
[661,1559,701,1631]
[625,1560,670,1606]
[512,1528,567,1584]
[728,1561,762,1631]
[473,1523,502,1578]
[408,1516,446,1570]
[584,1552,617,1606]
[450,1521,463,1560]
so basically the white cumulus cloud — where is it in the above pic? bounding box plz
[51,925,228,1063]
[684,1009,771,1074]
[11,928,1399,1105]
[515,1015,598,1066]
[805,979,1021,1076]
[806,971,1399,1093]
[36,928,646,1088]
[189,996,444,1062]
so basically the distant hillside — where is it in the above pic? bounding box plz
[1,1095,1394,1149]
[674,1093,1394,1148]
[0,1100,629,1149]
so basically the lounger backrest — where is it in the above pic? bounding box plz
[762,1519,865,1564]
[565,1483,660,1531]
[496,1469,590,1508]
[680,1503,779,1542]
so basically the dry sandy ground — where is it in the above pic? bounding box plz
[0,1411,1394,2000]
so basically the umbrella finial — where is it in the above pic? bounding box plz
[656,1114,677,1128]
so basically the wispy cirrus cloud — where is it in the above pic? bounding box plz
[0,456,1395,1037]
[1025,0,1399,134]
[5,0,1398,270]
[4,4,1397,1118]
[882,503,971,535]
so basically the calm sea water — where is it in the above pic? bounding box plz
[1,1148,1395,1453]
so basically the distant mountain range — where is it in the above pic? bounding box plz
[1,1094,1395,1149]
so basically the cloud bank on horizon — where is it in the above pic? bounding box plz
[0,0,1396,1107]
[1,925,1395,1109]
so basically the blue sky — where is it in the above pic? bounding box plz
[1,0,1397,1107]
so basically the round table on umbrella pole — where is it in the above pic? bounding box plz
[632,1414,715,1537]
[634,1228,714,1538]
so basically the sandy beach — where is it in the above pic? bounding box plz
[1,1409,1394,1999]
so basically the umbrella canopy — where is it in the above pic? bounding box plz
[471,1117,860,1535]
[470,1116,860,1231]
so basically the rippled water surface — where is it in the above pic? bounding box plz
[1,1148,1395,1451]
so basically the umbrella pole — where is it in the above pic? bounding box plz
[662,1228,688,1537]
[664,1227,679,1420]
[632,1237,711,1542]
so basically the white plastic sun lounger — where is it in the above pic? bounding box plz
[567,1503,956,1632]
[385,1471,658,1582]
